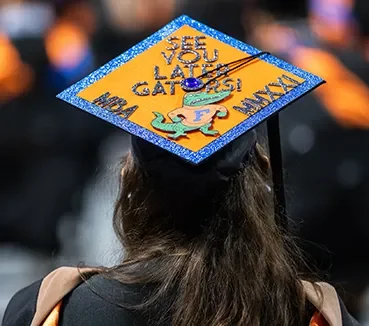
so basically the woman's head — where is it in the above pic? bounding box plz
[115,133,272,255]
[109,135,307,326]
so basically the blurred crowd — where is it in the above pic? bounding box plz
[0,0,369,323]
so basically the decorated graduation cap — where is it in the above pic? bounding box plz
[57,15,325,228]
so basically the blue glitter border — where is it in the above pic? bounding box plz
[57,15,324,165]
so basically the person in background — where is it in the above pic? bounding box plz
[243,0,369,320]
[0,0,110,256]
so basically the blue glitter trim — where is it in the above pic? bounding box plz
[57,15,324,165]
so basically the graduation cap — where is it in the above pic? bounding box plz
[57,15,325,229]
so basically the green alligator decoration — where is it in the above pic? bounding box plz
[151,90,231,139]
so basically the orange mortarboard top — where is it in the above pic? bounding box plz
[57,15,324,165]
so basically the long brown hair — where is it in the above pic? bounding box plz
[103,143,311,325]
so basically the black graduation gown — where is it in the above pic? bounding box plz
[2,274,361,326]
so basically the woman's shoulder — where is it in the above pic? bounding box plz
[2,267,91,326]
[302,280,361,326]
[2,268,154,326]
[60,275,148,326]
[63,273,153,310]
[2,279,43,326]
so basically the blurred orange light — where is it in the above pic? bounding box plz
[0,33,20,80]
[293,47,369,129]
[45,21,88,69]
[0,33,33,103]
[2,63,33,95]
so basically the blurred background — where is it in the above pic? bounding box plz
[0,0,368,323]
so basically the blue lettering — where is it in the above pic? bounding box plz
[194,109,210,122]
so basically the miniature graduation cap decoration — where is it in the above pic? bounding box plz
[57,15,325,228]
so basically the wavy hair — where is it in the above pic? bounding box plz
[101,143,313,326]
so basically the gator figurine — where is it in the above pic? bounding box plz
[151,90,231,139]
